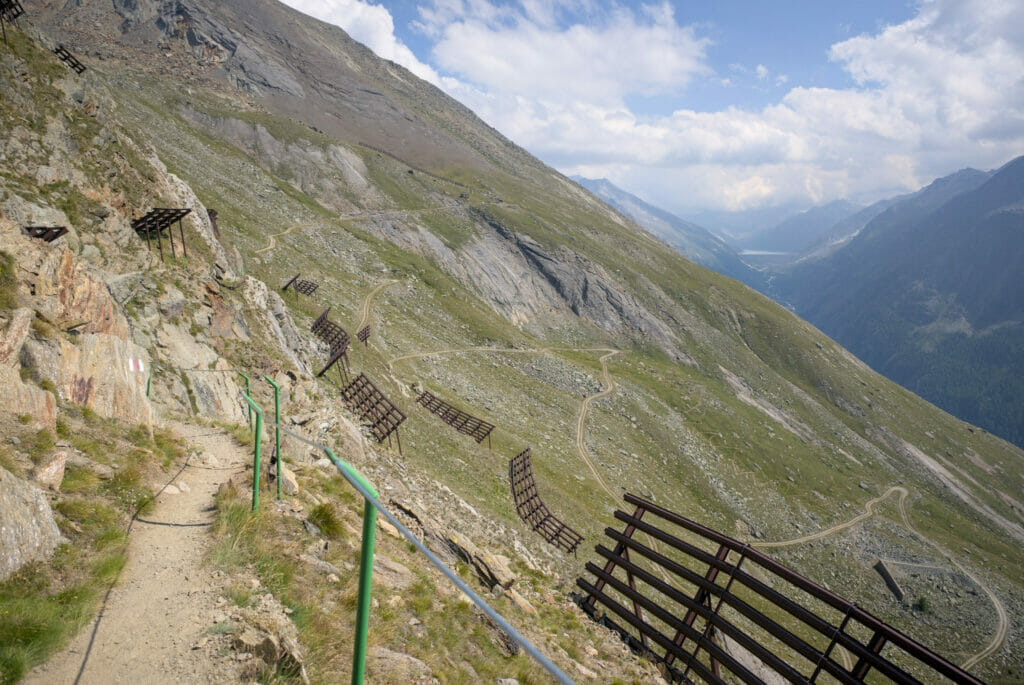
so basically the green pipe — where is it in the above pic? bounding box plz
[237,371,252,430]
[324,448,377,685]
[240,393,263,512]
[263,375,282,500]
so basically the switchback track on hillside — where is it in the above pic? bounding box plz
[752,486,1007,669]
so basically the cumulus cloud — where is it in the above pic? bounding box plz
[279,0,442,84]
[422,0,1024,212]
[426,1,709,106]
[281,0,1024,212]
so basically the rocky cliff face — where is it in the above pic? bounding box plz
[0,466,65,582]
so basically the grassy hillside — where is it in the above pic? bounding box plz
[5,6,1024,681]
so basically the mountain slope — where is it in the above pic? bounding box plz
[571,176,764,290]
[744,199,863,254]
[777,159,1024,447]
[11,0,1024,680]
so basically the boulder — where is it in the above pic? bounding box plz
[0,365,56,431]
[0,466,66,581]
[0,308,34,367]
[445,531,516,589]
[368,646,434,684]
[505,588,537,616]
[373,554,414,590]
[184,358,247,424]
[58,334,153,425]
[32,451,66,491]
[279,465,299,495]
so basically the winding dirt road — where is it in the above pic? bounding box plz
[753,485,1007,669]
[356,279,398,332]
[573,350,620,500]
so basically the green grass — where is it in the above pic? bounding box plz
[307,503,343,540]
[0,403,187,682]
[0,251,17,313]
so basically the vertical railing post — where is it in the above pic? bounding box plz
[146,364,152,398]
[237,371,252,430]
[263,375,282,500]
[240,393,263,512]
[324,448,377,685]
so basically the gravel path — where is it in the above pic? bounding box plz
[24,423,250,685]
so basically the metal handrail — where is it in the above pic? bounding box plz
[234,388,574,684]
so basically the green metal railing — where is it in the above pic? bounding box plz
[238,389,382,683]
[239,392,263,512]
[264,375,282,500]
[148,364,572,684]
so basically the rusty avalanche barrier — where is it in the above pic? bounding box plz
[575,492,983,684]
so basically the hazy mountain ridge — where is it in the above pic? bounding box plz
[743,199,863,254]
[570,176,765,290]
[777,159,1024,447]
[7,0,1024,679]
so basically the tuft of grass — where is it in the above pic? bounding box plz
[26,429,55,464]
[307,503,342,540]
[0,251,17,313]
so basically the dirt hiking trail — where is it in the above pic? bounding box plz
[25,422,250,685]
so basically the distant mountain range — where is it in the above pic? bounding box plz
[571,176,765,290]
[582,162,1024,450]
[774,159,1024,447]
[742,199,863,254]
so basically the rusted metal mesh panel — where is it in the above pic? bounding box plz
[575,493,982,685]
[131,208,191,262]
[53,45,85,74]
[131,208,191,236]
[309,307,351,377]
[416,390,494,444]
[340,373,405,449]
[357,325,370,344]
[295,279,319,295]
[509,448,583,555]
[22,226,68,242]
[1,0,25,21]
[282,273,319,295]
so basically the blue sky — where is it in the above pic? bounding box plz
[278,1,1024,214]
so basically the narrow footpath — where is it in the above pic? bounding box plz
[25,422,250,685]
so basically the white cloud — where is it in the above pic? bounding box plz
[427,2,709,106]
[279,0,442,84]
[282,0,1024,212]
[421,0,1024,212]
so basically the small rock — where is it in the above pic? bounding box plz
[161,484,181,495]
[327,573,340,583]
[373,554,414,590]
[280,466,299,495]
[506,588,537,616]
[177,480,191,493]
[378,517,400,539]
[32,452,66,491]
[369,646,434,683]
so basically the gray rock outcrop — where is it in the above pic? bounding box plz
[0,466,66,581]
